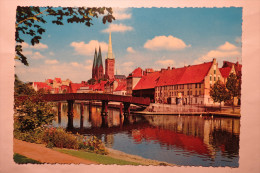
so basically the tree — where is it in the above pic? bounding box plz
[14,74,35,96]
[210,80,230,110]
[14,89,54,132]
[15,7,115,66]
[226,73,240,112]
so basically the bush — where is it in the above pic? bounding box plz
[79,136,108,155]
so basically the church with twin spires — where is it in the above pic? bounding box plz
[92,32,115,81]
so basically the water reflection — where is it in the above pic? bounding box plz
[52,102,240,167]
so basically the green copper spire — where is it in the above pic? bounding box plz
[106,32,115,59]
[97,46,103,67]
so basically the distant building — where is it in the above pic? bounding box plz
[126,67,143,95]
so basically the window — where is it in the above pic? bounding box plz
[218,76,220,81]
[195,84,197,88]
[210,75,212,81]
[195,90,197,95]
[214,76,216,81]
[177,85,178,89]
[214,70,216,74]
[199,83,201,88]
[199,90,201,95]
[187,91,189,95]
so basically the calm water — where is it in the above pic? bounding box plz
[52,103,240,167]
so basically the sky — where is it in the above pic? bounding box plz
[15,7,242,83]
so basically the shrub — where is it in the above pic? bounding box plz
[79,136,108,155]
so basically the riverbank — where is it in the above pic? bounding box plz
[13,138,172,166]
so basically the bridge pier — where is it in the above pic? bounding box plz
[67,100,74,129]
[123,102,130,116]
[119,103,123,116]
[101,100,108,116]
[89,101,92,121]
[58,102,61,124]
[80,102,84,131]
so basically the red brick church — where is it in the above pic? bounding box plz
[92,32,115,81]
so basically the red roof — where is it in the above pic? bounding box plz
[222,61,242,76]
[133,71,161,90]
[68,83,88,93]
[133,61,213,90]
[33,82,52,91]
[128,67,143,78]
[219,67,232,78]
[115,81,126,91]
[54,78,62,83]
[177,62,212,84]
[46,79,53,83]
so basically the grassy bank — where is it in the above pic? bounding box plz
[13,153,42,164]
[54,148,142,165]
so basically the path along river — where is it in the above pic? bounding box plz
[52,103,240,167]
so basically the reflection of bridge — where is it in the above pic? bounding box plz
[18,93,150,128]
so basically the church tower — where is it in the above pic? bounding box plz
[105,32,115,80]
[92,46,104,80]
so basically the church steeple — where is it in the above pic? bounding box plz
[92,48,97,79]
[106,32,115,59]
[97,46,103,67]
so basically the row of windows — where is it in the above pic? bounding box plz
[156,83,202,91]
[210,75,221,81]
[156,90,202,97]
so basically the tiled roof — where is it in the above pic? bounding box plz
[128,67,143,78]
[222,61,242,76]
[115,81,126,91]
[133,71,161,90]
[68,83,88,93]
[54,78,62,83]
[33,82,52,91]
[219,67,232,78]
[133,61,213,90]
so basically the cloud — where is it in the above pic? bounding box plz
[127,47,136,53]
[49,52,55,56]
[70,62,82,67]
[102,24,133,33]
[155,59,175,66]
[218,41,237,51]
[45,59,59,64]
[16,60,94,83]
[31,52,45,59]
[31,43,48,49]
[122,61,134,67]
[70,40,108,56]
[19,42,48,50]
[144,35,190,51]
[194,42,241,65]
[113,8,131,20]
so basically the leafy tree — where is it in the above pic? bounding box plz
[226,73,240,112]
[15,7,115,66]
[14,89,54,132]
[210,80,230,110]
[14,74,35,96]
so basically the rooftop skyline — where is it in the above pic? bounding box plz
[15,7,242,83]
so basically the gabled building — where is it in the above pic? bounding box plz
[132,71,161,103]
[126,67,143,95]
[154,58,223,105]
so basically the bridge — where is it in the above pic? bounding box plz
[17,93,150,128]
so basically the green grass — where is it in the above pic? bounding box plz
[13,153,42,164]
[54,148,142,165]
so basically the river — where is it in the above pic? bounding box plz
[52,102,240,167]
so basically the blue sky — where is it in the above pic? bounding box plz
[16,7,242,83]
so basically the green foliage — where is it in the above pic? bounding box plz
[14,89,54,132]
[16,7,115,66]
[14,74,35,96]
[55,148,141,165]
[41,127,108,154]
[42,127,79,149]
[226,73,240,110]
[210,80,230,108]
[13,153,42,164]
[87,78,96,85]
